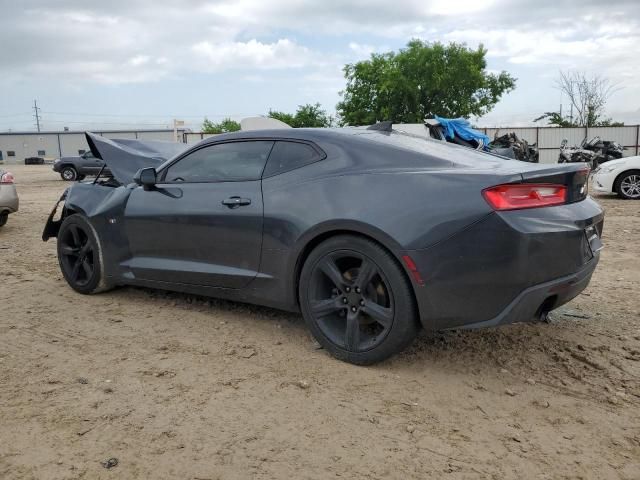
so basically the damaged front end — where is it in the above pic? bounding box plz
[42,189,69,241]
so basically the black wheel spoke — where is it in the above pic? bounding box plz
[318,257,345,289]
[60,245,79,256]
[68,224,81,248]
[362,299,393,328]
[345,310,360,351]
[355,259,376,289]
[81,259,93,279]
[70,259,82,282]
[310,298,342,317]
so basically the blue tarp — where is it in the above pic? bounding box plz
[434,116,490,150]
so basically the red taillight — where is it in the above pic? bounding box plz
[482,184,567,211]
[1,172,14,184]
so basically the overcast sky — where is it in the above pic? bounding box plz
[1,0,639,131]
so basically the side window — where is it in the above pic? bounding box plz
[7,151,15,157]
[164,141,274,183]
[37,150,46,156]
[263,141,322,177]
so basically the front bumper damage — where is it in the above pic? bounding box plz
[42,189,68,241]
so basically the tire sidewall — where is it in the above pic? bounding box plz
[299,235,419,365]
[57,214,107,294]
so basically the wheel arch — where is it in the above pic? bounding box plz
[291,222,419,315]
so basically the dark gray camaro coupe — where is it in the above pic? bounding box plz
[43,127,603,364]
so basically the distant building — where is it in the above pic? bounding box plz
[0,129,189,164]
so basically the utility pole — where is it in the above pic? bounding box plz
[33,100,41,132]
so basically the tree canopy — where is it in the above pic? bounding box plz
[336,39,516,126]
[268,103,333,128]
[202,117,241,134]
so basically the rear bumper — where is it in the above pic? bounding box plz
[406,197,604,331]
[459,256,598,329]
[0,184,19,213]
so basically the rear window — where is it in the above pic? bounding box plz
[356,131,444,155]
[263,141,322,177]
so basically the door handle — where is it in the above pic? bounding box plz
[222,196,251,208]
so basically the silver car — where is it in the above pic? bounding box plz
[0,169,19,227]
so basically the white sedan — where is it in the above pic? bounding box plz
[592,156,640,199]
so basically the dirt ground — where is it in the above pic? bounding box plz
[1,164,639,480]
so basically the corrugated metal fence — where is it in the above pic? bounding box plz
[482,126,640,164]
[185,126,640,164]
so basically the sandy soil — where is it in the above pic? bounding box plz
[1,164,639,480]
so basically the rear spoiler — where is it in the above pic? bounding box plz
[520,164,591,204]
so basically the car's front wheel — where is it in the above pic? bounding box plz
[60,166,78,181]
[57,214,112,294]
[299,235,419,365]
[615,170,640,200]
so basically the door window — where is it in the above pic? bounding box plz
[164,141,274,183]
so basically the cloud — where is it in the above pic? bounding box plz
[191,39,314,71]
[1,0,639,125]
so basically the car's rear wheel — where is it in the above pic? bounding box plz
[615,170,640,200]
[57,214,112,294]
[61,166,77,181]
[0,212,7,227]
[299,235,419,365]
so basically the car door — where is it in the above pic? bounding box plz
[123,140,274,288]
[81,152,104,174]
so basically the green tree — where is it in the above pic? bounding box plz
[267,110,296,126]
[202,117,241,133]
[336,39,516,125]
[268,103,333,128]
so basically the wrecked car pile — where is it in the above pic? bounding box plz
[489,132,539,163]
[559,136,625,169]
[422,117,539,162]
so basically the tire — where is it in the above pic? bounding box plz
[0,212,7,227]
[299,235,419,365]
[61,166,78,181]
[614,170,640,200]
[57,214,113,294]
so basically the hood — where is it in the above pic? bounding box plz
[598,157,631,169]
[86,132,189,184]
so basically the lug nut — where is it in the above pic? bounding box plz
[345,287,351,293]
[342,298,348,304]
[351,306,357,312]
[359,299,365,306]
[355,287,361,293]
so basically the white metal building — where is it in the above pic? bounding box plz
[0,129,188,164]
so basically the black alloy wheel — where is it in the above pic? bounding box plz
[57,215,111,294]
[59,223,95,287]
[300,235,418,365]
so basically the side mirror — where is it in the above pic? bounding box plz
[134,167,157,190]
